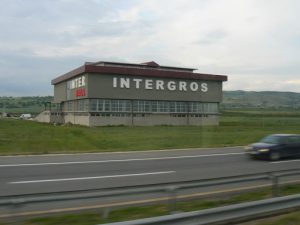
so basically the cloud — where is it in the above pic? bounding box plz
[0,0,300,95]
[196,30,228,45]
[224,73,300,92]
[285,80,300,85]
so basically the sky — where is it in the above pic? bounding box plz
[0,0,299,96]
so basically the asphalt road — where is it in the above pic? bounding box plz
[1,146,300,197]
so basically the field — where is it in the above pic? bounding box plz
[0,110,299,155]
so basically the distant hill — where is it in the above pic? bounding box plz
[1,91,300,114]
[0,96,53,115]
[222,91,300,109]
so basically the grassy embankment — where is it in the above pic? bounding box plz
[0,110,300,155]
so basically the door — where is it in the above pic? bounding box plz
[285,136,300,157]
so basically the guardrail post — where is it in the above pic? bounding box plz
[101,207,111,219]
[166,186,178,213]
[269,174,279,197]
[10,199,25,225]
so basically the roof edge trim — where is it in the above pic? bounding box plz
[51,64,228,85]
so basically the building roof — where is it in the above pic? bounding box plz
[51,61,228,85]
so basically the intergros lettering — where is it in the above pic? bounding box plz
[69,76,86,89]
[113,77,208,92]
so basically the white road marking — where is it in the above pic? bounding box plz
[9,171,176,184]
[0,152,243,167]
[0,146,243,158]
[270,159,300,164]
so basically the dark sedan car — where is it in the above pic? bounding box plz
[245,134,300,160]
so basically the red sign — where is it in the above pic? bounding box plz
[75,88,86,97]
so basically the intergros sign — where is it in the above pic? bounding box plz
[67,76,86,98]
[113,77,208,92]
[69,76,86,89]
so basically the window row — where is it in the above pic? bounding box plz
[64,99,219,114]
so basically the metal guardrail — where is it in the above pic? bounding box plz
[102,193,300,225]
[1,167,300,221]
[0,174,269,205]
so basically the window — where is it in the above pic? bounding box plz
[84,99,89,111]
[138,100,145,112]
[90,99,97,111]
[287,136,300,144]
[67,101,73,111]
[98,99,104,111]
[177,102,188,113]
[170,102,176,112]
[76,100,85,111]
[72,99,218,115]
[133,100,147,112]
[189,102,218,114]
[111,100,118,112]
[157,101,169,112]
[104,100,111,111]
[151,101,158,112]
[145,101,151,112]
[119,100,131,112]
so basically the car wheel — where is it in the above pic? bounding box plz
[269,152,280,161]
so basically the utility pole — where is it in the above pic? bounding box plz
[1,102,6,117]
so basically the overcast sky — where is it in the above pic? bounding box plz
[0,0,299,96]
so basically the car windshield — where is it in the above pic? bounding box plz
[260,135,283,144]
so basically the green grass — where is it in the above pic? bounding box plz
[0,111,300,155]
[240,211,300,225]
[1,184,300,225]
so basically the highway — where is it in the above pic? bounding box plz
[1,146,300,196]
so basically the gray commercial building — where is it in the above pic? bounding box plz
[37,61,227,126]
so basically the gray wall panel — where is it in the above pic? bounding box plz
[53,82,67,103]
[87,74,223,102]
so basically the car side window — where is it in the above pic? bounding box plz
[294,136,300,143]
[287,136,300,144]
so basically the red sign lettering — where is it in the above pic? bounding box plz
[75,88,86,97]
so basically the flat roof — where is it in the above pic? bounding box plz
[86,61,197,71]
[51,61,228,85]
